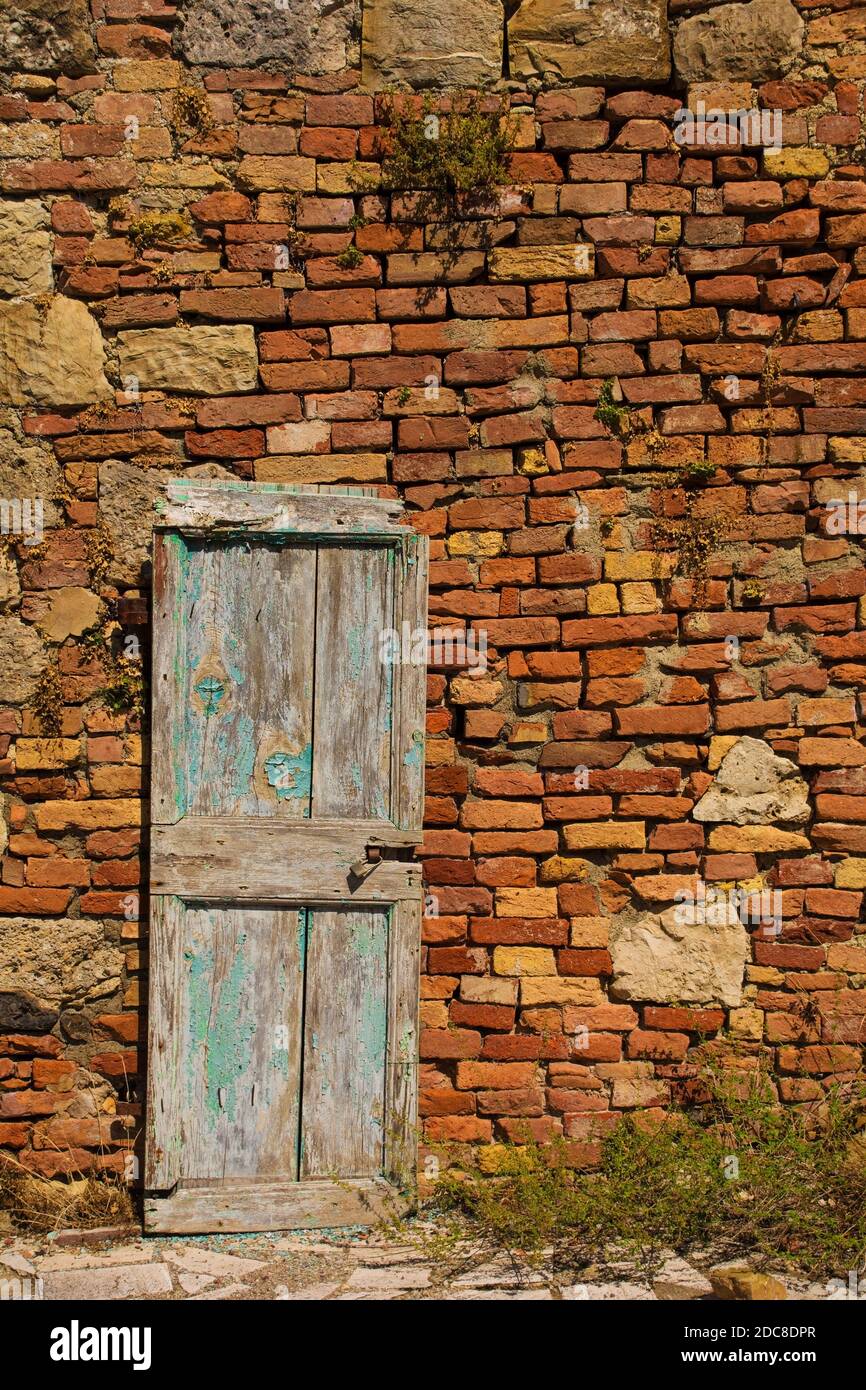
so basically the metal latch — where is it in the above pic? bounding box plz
[349,844,382,879]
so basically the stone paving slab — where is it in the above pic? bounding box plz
[42,1263,173,1300]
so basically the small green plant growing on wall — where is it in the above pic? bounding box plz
[336,244,364,270]
[594,378,633,439]
[369,89,518,217]
[127,208,193,256]
[651,458,730,602]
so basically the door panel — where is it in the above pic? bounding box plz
[300,906,390,1178]
[183,539,317,820]
[178,901,305,1181]
[312,546,394,820]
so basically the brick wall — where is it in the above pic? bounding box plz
[1,0,865,1183]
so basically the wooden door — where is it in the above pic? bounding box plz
[144,481,427,1234]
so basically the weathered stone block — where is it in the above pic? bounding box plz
[0,615,48,704]
[0,0,96,76]
[693,736,810,825]
[0,297,110,407]
[0,919,123,1009]
[116,325,258,395]
[175,0,358,73]
[0,198,52,298]
[611,910,749,1008]
[99,459,169,587]
[509,0,670,84]
[673,0,804,84]
[0,431,63,530]
[362,0,504,88]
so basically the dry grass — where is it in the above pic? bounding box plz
[0,1153,135,1234]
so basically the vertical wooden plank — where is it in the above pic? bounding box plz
[384,893,421,1190]
[183,539,316,818]
[177,902,306,1180]
[312,545,394,821]
[145,895,183,1189]
[392,530,429,836]
[300,906,389,1178]
[151,534,185,824]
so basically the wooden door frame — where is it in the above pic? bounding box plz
[144,482,428,1234]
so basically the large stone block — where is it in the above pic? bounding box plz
[509,0,670,84]
[0,296,111,407]
[673,0,804,84]
[116,325,258,396]
[0,430,63,530]
[0,198,53,298]
[693,736,810,825]
[0,0,96,76]
[98,459,167,587]
[362,0,504,88]
[0,615,48,704]
[611,908,749,1009]
[0,918,123,1009]
[175,0,358,73]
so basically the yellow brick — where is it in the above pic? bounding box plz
[728,1007,763,1041]
[425,739,454,766]
[708,735,740,771]
[509,721,547,744]
[420,1001,449,1029]
[90,766,141,795]
[520,976,604,1006]
[238,156,317,193]
[655,215,681,244]
[489,244,595,282]
[446,530,503,558]
[495,887,558,918]
[317,161,379,194]
[449,676,501,706]
[256,454,387,484]
[763,147,830,179]
[539,855,588,884]
[15,738,80,770]
[687,82,753,111]
[587,583,620,615]
[708,826,810,853]
[746,965,784,986]
[564,822,645,851]
[114,60,181,90]
[829,437,866,465]
[518,446,549,477]
[796,310,843,343]
[35,799,141,831]
[147,161,229,189]
[570,917,609,947]
[493,946,556,975]
[621,581,660,614]
[605,551,676,581]
[835,858,866,889]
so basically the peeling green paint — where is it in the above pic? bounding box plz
[186,925,257,1129]
[194,675,226,715]
[403,728,424,769]
[264,742,312,802]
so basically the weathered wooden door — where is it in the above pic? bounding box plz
[144,481,427,1234]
